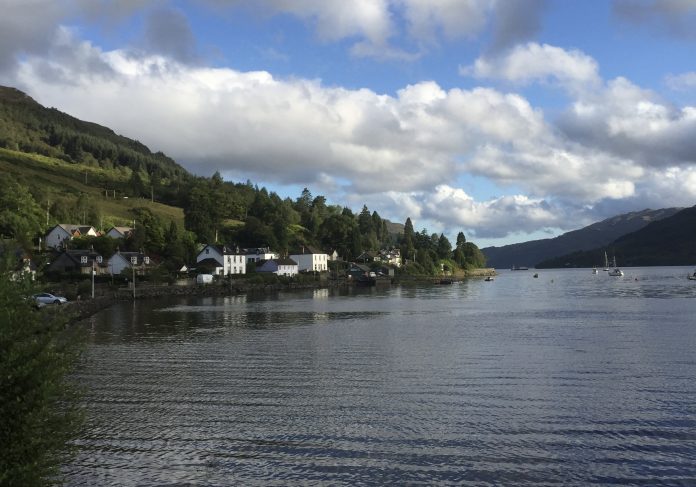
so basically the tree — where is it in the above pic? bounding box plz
[128,171,146,197]
[295,187,313,215]
[437,233,452,260]
[0,176,44,250]
[456,231,467,249]
[0,248,84,485]
[401,217,415,263]
[318,213,358,260]
[358,205,373,234]
[183,180,217,243]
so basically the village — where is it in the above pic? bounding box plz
[13,222,408,297]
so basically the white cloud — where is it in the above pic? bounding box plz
[560,77,696,168]
[399,0,494,43]
[8,27,696,243]
[200,0,546,59]
[461,42,601,92]
[374,185,567,239]
[666,71,696,91]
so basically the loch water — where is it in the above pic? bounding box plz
[64,267,696,486]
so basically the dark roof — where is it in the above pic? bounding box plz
[197,258,222,268]
[275,258,297,266]
[203,244,242,255]
[349,264,371,272]
[290,246,324,255]
[243,247,273,254]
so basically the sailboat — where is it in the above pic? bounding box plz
[603,252,609,271]
[608,255,623,277]
[688,269,696,281]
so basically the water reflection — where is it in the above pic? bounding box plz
[67,268,696,485]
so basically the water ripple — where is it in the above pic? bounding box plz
[65,269,696,485]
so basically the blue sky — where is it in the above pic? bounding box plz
[2,0,696,247]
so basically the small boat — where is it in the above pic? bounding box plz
[608,255,623,277]
[592,267,598,274]
[533,273,539,278]
[688,271,696,281]
[485,276,494,281]
[511,265,529,271]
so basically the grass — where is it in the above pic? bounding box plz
[0,147,184,228]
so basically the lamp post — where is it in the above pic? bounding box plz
[91,260,95,299]
[132,261,136,300]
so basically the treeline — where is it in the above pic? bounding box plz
[182,174,485,272]
[3,170,486,274]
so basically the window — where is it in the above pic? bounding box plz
[131,257,137,264]
[144,256,150,264]
[80,256,88,264]
[205,248,209,254]
[97,256,103,263]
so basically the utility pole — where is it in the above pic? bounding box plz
[132,263,136,300]
[91,260,95,299]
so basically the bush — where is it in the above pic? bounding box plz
[0,270,84,485]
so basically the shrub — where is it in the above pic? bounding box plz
[0,268,84,485]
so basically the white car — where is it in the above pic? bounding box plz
[33,293,68,306]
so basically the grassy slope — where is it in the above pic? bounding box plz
[0,147,184,227]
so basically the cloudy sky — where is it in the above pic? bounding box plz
[2,0,696,247]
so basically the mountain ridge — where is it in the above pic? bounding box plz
[482,207,682,269]
[536,205,696,268]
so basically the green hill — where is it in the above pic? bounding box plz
[0,85,191,229]
[536,205,696,268]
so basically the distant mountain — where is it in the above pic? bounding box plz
[482,208,681,269]
[536,205,696,268]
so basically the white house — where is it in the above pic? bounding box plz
[108,251,151,275]
[289,246,329,272]
[45,224,98,249]
[196,244,246,276]
[244,247,278,264]
[257,258,298,277]
[378,248,402,267]
[106,226,134,239]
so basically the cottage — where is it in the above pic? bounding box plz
[108,250,151,275]
[45,224,98,249]
[256,258,299,277]
[106,226,134,239]
[244,247,278,264]
[378,248,402,267]
[47,249,107,275]
[289,246,329,272]
[196,244,246,276]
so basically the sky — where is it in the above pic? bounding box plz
[2,0,696,248]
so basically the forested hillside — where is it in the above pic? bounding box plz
[536,205,696,268]
[0,86,486,275]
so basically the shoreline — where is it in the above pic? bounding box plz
[61,268,497,323]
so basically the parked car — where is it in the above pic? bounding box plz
[33,293,68,306]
